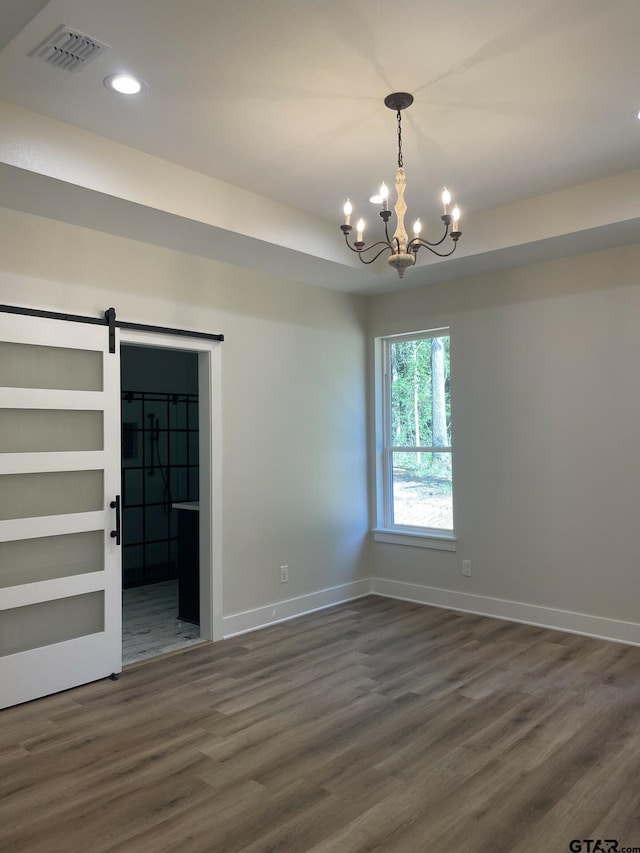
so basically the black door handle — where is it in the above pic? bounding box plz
[110,495,121,546]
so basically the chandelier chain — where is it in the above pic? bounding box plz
[396,109,403,168]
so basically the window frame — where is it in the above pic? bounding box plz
[373,328,457,551]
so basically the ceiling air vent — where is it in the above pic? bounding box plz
[29,25,110,72]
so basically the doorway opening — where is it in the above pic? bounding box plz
[120,345,202,663]
[119,333,223,663]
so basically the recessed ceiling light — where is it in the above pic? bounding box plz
[104,73,145,95]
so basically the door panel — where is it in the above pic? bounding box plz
[0,340,103,390]
[0,470,104,519]
[0,409,104,453]
[1,591,104,656]
[0,530,104,588]
[0,313,121,708]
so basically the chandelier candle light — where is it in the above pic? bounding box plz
[340,93,462,278]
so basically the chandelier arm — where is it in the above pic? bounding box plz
[418,241,460,258]
[407,234,447,251]
[343,234,394,262]
[408,227,451,250]
[342,237,363,255]
[357,245,396,265]
[361,240,394,252]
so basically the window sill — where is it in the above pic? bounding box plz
[372,528,457,551]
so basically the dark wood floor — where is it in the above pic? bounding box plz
[2,596,640,852]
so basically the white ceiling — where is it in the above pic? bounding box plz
[1,0,640,294]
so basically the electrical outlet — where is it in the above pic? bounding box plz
[280,565,289,583]
[462,560,472,577]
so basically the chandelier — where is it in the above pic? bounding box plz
[340,93,462,278]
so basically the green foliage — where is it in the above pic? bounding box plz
[389,336,451,476]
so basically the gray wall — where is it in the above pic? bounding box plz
[0,206,370,617]
[368,242,640,625]
[4,201,638,633]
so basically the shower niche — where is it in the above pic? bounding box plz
[121,389,199,588]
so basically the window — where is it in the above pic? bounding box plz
[375,329,455,547]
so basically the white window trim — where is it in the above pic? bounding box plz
[374,328,456,551]
[372,528,457,550]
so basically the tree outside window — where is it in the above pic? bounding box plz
[383,331,453,533]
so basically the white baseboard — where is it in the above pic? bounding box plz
[222,579,372,638]
[222,575,640,647]
[369,577,640,647]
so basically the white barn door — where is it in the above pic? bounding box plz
[0,312,121,708]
